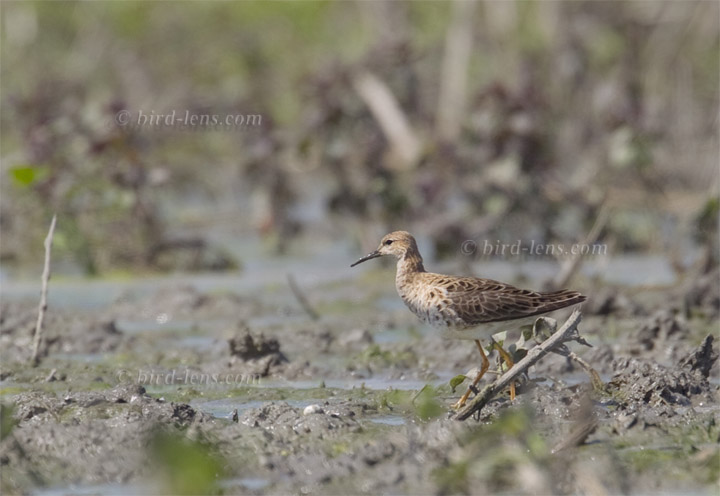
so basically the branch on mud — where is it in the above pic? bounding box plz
[287,273,320,321]
[31,214,57,367]
[453,309,593,421]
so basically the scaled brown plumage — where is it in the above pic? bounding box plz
[351,230,587,408]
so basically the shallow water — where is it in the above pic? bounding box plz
[368,415,407,426]
[1,248,680,311]
[33,482,151,496]
[192,398,315,418]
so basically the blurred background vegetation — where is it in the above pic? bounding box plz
[1,1,717,277]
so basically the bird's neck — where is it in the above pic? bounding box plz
[395,250,425,303]
[396,250,425,279]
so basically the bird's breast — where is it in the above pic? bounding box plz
[397,283,465,330]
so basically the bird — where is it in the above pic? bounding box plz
[351,230,587,409]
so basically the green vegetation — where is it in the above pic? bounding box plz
[150,429,226,495]
[0,404,17,440]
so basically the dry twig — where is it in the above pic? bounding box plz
[550,203,609,291]
[453,309,588,420]
[31,214,57,366]
[287,273,320,321]
[551,417,599,454]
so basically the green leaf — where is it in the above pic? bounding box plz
[10,166,36,187]
[532,317,557,342]
[489,331,507,352]
[521,325,534,341]
[9,165,48,188]
[449,374,467,393]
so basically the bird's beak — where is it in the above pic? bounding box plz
[350,250,382,267]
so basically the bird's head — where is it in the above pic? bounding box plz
[351,231,419,267]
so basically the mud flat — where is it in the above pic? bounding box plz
[1,272,718,494]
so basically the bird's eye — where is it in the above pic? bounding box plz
[384,239,393,246]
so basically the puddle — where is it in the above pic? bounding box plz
[114,318,231,335]
[1,252,681,313]
[32,476,271,495]
[114,319,197,334]
[50,352,111,364]
[535,372,614,387]
[176,336,220,350]
[33,482,152,496]
[220,477,270,491]
[193,398,314,418]
[257,376,451,391]
[369,415,407,426]
[247,313,303,328]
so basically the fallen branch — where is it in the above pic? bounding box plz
[549,202,609,291]
[453,309,587,420]
[287,273,319,321]
[31,214,57,367]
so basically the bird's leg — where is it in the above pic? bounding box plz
[492,341,516,400]
[451,340,489,409]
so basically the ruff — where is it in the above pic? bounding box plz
[352,230,586,408]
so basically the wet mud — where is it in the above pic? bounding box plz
[1,271,718,495]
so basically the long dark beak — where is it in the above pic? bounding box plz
[350,250,382,267]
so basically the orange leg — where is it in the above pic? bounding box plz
[451,340,489,409]
[492,341,516,400]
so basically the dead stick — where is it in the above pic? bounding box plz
[551,417,599,454]
[551,346,604,391]
[287,273,319,321]
[454,309,583,421]
[31,214,57,366]
[550,203,609,291]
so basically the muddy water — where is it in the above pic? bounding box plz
[1,249,717,495]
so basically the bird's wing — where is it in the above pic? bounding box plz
[436,277,586,325]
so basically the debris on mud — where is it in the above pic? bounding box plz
[585,287,645,317]
[1,275,718,495]
[632,309,689,354]
[109,285,261,322]
[0,302,125,365]
[608,335,718,411]
[679,335,719,379]
[0,384,211,493]
[684,268,720,319]
[228,326,288,377]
